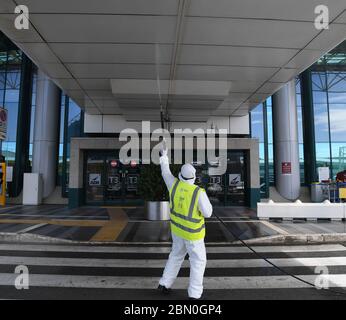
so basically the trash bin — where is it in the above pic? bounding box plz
[311,183,329,203]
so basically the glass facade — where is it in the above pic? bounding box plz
[0,32,84,198]
[311,70,346,179]
[251,41,346,196]
[250,79,307,197]
[58,94,84,197]
[0,49,22,168]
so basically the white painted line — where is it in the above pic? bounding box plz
[0,273,345,290]
[1,256,346,269]
[260,220,290,235]
[0,243,344,254]
[17,224,47,234]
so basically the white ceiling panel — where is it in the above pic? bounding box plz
[53,78,82,91]
[169,114,209,122]
[0,0,16,13]
[225,93,251,102]
[2,0,346,121]
[92,99,120,108]
[18,0,179,15]
[76,79,112,91]
[189,0,346,22]
[50,43,173,64]
[269,68,299,83]
[335,10,346,23]
[118,99,160,108]
[176,65,278,82]
[257,82,285,94]
[65,90,87,100]
[180,45,298,67]
[168,109,212,116]
[67,64,170,79]
[183,17,319,48]
[85,90,115,99]
[217,100,242,110]
[85,108,101,115]
[228,81,264,93]
[169,99,223,109]
[0,13,43,43]
[306,23,346,50]
[38,63,72,78]
[29,14,177,43]
[285,49,325,69]
[15,43,59,64]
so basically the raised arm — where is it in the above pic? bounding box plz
[160,144,175,190]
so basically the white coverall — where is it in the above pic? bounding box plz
[158,154,213,299]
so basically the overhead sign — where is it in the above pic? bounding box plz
[0,108,8,141]
[281,162,292,175]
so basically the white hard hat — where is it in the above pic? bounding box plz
[179,163,196,181]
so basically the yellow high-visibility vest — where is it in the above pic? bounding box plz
[169,178,205,241]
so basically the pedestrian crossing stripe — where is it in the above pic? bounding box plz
[0,243,345,297]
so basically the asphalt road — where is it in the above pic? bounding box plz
[0,242,345,300]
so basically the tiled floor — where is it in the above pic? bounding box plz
[0,205,345,242]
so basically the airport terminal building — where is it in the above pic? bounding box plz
[1,1,346,210]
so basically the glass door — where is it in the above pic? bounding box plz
[86,153,105,204]
[201,151,247,207]
[225,151,246,206]
[105,156,123,202]
[85,150,142,206]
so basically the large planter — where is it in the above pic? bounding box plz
[145,201,170,221]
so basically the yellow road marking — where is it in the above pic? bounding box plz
[260,220,289,235]
[91,208,129,242]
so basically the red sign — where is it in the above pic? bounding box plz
[130,160,137,168]
[110,160,118,168]
[282,162,292,174]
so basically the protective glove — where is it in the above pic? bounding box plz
[160,139,168,157]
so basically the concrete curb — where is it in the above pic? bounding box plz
[1,232,346,245]
[237,233,346,245]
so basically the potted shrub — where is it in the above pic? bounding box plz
[138,162,180,220]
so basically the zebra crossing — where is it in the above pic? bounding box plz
[0,242,345,299]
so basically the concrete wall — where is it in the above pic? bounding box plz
[84,114,250,135]
[68,137,259,208]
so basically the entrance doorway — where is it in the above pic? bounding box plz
[194,151,247,206]
[84,150,248,207]
[85,151,141,205]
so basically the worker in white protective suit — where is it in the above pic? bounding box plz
[157,144,213,300]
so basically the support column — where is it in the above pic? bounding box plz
[300,70,317,185]
[32,70,60,198]
[272,80,300,200]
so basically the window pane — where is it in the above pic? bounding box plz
[250,104,264,142]
[314,103,330,142]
